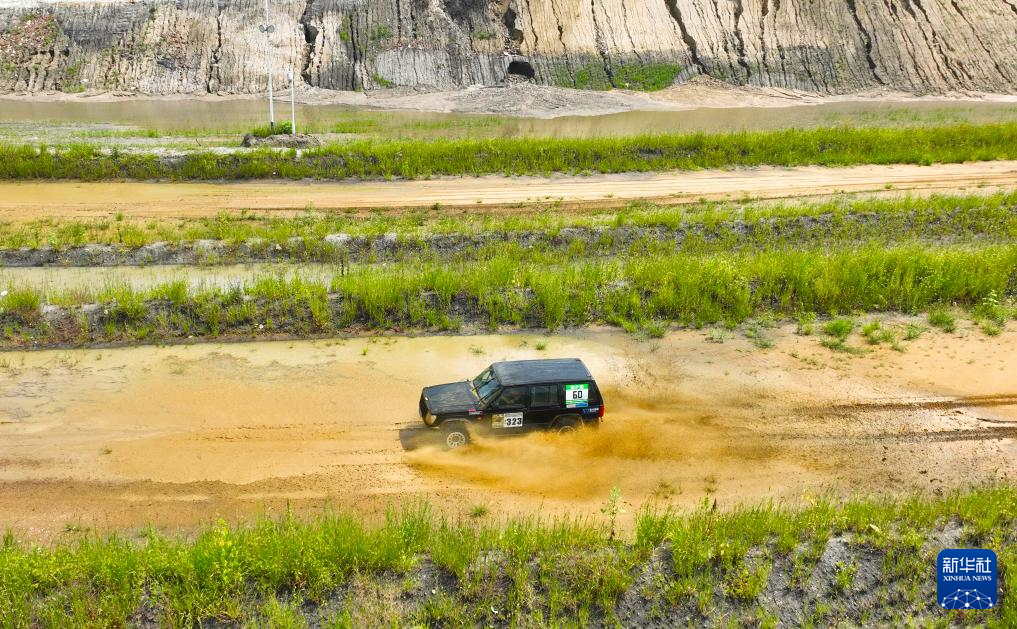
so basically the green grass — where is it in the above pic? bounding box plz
[2,486,1016,626]
[795,311,817,335]
[823,318,856,341]
[0,288,41,323]
[613,63,681,91]
[4,243,1017,345]
[3,190,1015,252]
[248,121,294,138]
[3,122,1017,180]
[928,308,958,333]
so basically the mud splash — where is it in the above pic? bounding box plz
[408,386,791,501]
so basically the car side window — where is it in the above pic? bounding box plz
[490,386,528,410]
[530,384,559,408]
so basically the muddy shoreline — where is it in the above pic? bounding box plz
[5,83,1017,119]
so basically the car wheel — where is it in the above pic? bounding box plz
[555,417,580,434]
[442,424,470,449]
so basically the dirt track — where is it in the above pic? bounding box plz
[2,161,1016,221]
[2,324,1015,538]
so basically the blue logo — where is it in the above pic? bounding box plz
[937,549,997,609]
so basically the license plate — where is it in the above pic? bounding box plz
[498,412,524,428]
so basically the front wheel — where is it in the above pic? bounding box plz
[442,423,470,450]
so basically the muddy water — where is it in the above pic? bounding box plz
[0,264,341,294]
[1,327,1015,535]
[1,98,1015,137]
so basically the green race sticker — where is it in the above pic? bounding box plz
[565,383,589,408]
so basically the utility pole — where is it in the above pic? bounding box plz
[287,68,296,135]
[259,0,275,133]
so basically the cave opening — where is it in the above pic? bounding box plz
[506,59,535,80]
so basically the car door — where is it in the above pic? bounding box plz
[526,383,562,429]
[486,385,530,434]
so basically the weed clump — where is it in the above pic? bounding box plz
[0,287,41,323]
[927,308,957,333]
[795,311,817,336]
[823,318,856,341]
[248,122,294,138]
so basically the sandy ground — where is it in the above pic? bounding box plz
[1,325,1015,539]
[2,161,1015,222]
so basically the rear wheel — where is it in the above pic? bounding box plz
[442,423,470,449]
[555,417,580,434]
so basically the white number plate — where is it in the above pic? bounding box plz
[499,412,524,428]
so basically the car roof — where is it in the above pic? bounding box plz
[491,358,593,386]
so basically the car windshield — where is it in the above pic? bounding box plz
[471,368,501,404]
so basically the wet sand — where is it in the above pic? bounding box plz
[2,161,1015,222]
[1,326,1015,538]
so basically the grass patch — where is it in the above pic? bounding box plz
[3,487,1016,625]
[247,121,294,138]
[795,311,817,336]
[823,318,856,341]
[4,243,1017,346]
[0,287,42,323]
[613,63,681,91]
[928,308,957,333]
[4,123,1017,180]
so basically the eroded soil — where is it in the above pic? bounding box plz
[1,326,1015,539]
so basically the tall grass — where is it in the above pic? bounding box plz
[2,486,1016,625]
[2,123,1016,180]
[3,243,1016,343]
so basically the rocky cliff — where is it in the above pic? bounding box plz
[1,0,1015,95]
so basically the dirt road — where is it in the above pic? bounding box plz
[2,325,1015,538]
[2,161,1016,221]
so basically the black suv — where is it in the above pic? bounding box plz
[419,358,605,449]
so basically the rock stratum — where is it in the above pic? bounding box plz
[1,0,1015,95]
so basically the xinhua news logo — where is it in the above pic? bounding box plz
[937,549,997,610]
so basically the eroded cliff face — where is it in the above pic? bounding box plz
[1,0,1015,95]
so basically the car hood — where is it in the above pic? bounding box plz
[422,381,479,415]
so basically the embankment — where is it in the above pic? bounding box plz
[2,489,1015,626]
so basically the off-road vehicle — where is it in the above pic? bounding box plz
[419,358,605,449]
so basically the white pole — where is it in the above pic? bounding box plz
[288,68,296,135]
[264,0,274,132]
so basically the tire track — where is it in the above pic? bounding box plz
[1,161,1015,220]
